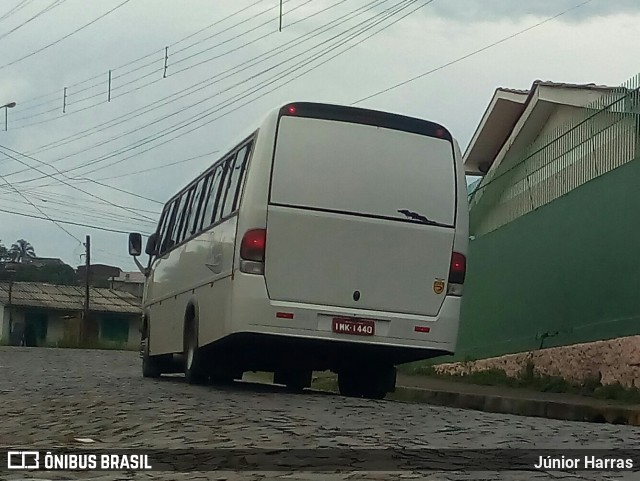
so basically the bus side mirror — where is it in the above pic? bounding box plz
[128,233,142,257]
[145,233,158,256]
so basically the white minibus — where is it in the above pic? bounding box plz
[128,101,468,399]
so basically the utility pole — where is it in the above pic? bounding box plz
[6,266,16,345]
[8,277,13,345]
[82,235,91,343]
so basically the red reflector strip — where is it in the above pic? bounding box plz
[276,312,294,319]
[414,326,431,333]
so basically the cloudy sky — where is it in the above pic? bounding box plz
[0,0,638,271]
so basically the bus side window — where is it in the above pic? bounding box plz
[167,193,189,249]
[219,150,244,219]
[176,186,196,244]
[151,209,169,255]
[159,200,179,255]
[231,143,252,212]
[189,174,211,237]
[201,161,228,230]
[212,157,232,224]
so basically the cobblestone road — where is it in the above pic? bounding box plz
[1,347,639,481]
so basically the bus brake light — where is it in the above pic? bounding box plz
[240,229,267,262]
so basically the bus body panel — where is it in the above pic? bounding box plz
[264,206,454,316]
[197,217,238,347]
[264,114,459,317]
[142,102,468,369]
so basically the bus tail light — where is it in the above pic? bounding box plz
[240,229,266,274]
[447,252,466,296]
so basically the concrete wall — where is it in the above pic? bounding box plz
[456,154,640,361]
[46,314,66,343]
[436,335,640,388]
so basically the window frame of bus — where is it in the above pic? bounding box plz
[154,135,256,258]
[167,190,191,248]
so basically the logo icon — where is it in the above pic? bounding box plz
[433,279,445,294]
[7,451,39,470]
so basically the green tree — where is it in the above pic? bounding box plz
[9,239,36,263]
[0,263,78,286]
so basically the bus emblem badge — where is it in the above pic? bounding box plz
[433,279,445,295]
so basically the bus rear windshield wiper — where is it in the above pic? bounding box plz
[398,209,437,225]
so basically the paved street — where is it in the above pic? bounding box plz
[1,347,639,481]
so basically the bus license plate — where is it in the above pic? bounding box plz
[332,318,375,336]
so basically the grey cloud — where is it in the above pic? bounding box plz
[424,0,640,22]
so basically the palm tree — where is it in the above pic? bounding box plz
[9,239,36,263]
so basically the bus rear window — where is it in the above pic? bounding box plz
[270,116,456,226]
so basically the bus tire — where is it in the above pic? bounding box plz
[184,321,208,385]
[141,321,162,378]
[338,370,362,398]
[339,367,394,400]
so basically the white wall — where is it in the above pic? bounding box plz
[127,316,141,350]
[46,314,66,343]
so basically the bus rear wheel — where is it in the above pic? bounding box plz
[338,366,395,400]
[184,322,208,385]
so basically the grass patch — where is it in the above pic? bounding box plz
[402,360,640,404]
[43,339,136,351]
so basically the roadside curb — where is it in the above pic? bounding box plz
[388,385,640,426]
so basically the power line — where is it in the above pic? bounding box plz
[33,0,304,113]
[2,0,420,255]
[170,0,348,77]
[0,0,133,70]
[11,0,312,125]
[352,0,595,104]
[0,0,35,24]
[0,167,82,243]
[0,192,156,229]
[0,144,162,205]
[9,0,392,177]
[95,149,220,181]
[3,148,221,201]
[37,0,427,184]
[72,0,425,176]
[0,205,151,234]
[169,0,268,50]
[0,145,157,222]
[168,0,299,68]
[0,0,66,42]
[10,0,420,194]
[12,0,273,112]
[0,186,161,217]
[11,0,351,136]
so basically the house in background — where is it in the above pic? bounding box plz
[29,257,67,267]
[0,281,141,349]
[76,264,122,287]
[109,271,145,299]
[447,75,640,384]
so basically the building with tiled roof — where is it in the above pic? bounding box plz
[0,281,141,348]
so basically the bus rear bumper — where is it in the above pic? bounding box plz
[227,273,461,366]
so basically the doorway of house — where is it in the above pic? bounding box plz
[24,312,48,347]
